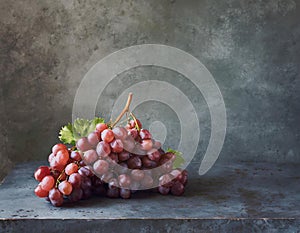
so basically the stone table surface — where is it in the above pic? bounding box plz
[0,161,300,233]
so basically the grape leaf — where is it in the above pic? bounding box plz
[166,148,185,169]
[58,117,104,145]
[59,123,75,145]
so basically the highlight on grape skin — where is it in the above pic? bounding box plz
[33,93,188,206]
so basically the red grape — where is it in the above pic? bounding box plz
[112,127,127,139]
[118,151,131,162]
[68,173,81,189]
[49,188,64,207]
[58,180,73,195]
[131,169,145,181]
[101,129,114,143]
[147,149,161,161]
[170,181,185,196]
[40,175,55,191]
[127,156,142,169]
[55,149,69,166]
[120,188,131,199]
[34,166,50,182]
[65,163,79,175]
[70,151,81,161]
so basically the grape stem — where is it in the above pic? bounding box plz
[130,112,140,131]
[111,93,133,128]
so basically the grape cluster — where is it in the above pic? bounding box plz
[34,119,188,207]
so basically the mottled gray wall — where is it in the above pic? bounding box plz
[1,0,300,179]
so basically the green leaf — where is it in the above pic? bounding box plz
[58,117,105,145]
[59,123,75,146]
[166,148,185,169]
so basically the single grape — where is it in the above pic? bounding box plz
[78,166,93,177]
[139,129,152,140]
[142,156,158,168]
[40,175,55,191]
[48,188,64,207]
[170,169,182,180]
[34,185,49,198]
[34,166,51,182]
[127,156,142,169]
[83,149,98,164]
[112,127,127,139]
[118,174,131,188]
[170,181,185,196]
[93,159,109,175]
[147,149,161,161]
[65,163,79,175]
[70,151,81,161]
[110,139,124,153]
[101,129,115,143]
[68,173,81,189]
[131,169,145,181]
[120,188,131,199]
[68,188,83,202]
[76,137,92,152]
[96,141,111,158]
[118,151,130,162]
[96,123,108,133]
[87,132,100,147]
[52,143,67,155]
[58,180,73,195]
[160,161,173,173]
[140,139,153,151]
[55,149,69,166]
[158,186,170,195]
[122,138,136,152]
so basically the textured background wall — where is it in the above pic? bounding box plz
[1,0,299,179]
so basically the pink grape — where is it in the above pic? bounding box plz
[110,139,124,153]
[93,159,109,175]
[96,141,111,158]
[83,149,98,164]
[118,174,131,188]
[76,137,92,152]
[70,151,81,161]
[87,132,99,147]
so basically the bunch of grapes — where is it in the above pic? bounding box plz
[34,95,187,207]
